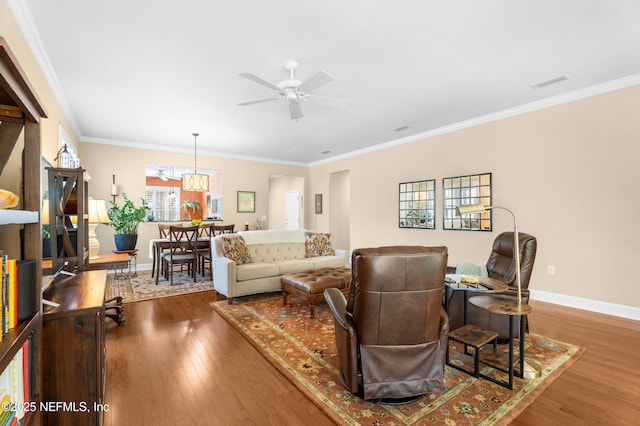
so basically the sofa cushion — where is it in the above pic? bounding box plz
[305,232,335,257]
[221,235,252,265]
[236,262,280,281]
[304,255,347,269]
[273,259,315,275]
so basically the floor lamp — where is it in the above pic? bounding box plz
[88,199,109,259]
[456,203,541,378]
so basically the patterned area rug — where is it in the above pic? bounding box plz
[106,270,215,303]
[212,294,584,425]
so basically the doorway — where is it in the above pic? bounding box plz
[284,191,300,229]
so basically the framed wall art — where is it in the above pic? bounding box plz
[237,191,255,213]
[315,194,322,214]
[399,179,435,229]
[442,172,492,231]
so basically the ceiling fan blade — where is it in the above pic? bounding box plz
[289,101,303,120]
[238,73,282,92]
[237,97,280,106]
[297,70,335,93]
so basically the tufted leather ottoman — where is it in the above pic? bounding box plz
[281,267,351,318]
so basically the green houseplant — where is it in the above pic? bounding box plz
[107,194,150,251]
[181,199,202,220]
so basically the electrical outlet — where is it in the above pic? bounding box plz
[547,265,556,276]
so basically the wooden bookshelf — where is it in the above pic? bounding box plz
[0,36,48,426]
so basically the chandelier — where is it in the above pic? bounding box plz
[182,132,209,192]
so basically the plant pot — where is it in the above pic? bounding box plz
[114,234,138,251]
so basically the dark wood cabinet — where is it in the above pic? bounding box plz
[42,270,107,426]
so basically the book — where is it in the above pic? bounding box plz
[10,347,24,420]
[16,260,37,322]
[21,339,29,409]
[6,259,16,329]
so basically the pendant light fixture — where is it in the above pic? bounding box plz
[168,166,176,199]
[182,132,209,192]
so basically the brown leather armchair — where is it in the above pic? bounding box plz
[447,232,537,339]
[324,246,449,401]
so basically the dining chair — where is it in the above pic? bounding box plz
[158,223,171,238]
[212,224,235,235]
[160,225,199,285]
[197,224,234,279]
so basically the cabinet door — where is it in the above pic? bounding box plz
[43,311,103,425]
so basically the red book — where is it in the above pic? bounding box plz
[22,339,29,405]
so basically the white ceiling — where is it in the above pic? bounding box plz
[13,0,640,164]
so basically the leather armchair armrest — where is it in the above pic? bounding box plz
[439,306,449,364]
[324,288,359,393]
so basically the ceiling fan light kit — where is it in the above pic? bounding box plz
[238,60,345,120]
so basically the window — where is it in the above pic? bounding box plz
[146,186,180,221]
[442,172,492,230]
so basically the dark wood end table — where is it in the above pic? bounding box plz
[468,294,532,389]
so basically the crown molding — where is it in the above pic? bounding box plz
[8,0,82,138]
[310,73,640,167]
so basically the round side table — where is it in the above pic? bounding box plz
[468,294,533,389]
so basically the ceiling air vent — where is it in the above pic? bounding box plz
[394,125,410,132]
[530,74,569,89]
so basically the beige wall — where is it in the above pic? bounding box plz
[81,142,308,260]
[1,0,80,162]
[308,85,640,312]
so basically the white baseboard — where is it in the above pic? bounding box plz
[530,289,640,322]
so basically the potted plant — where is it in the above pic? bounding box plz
[182,199,202,220]
[107,194,150,251]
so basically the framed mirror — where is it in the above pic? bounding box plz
[399,180,435,229]
[442,172,492,231]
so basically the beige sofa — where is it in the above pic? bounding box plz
[212,229,349,303]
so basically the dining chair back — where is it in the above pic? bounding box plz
[212,224,235,235]
[158,223,171,238]
[160,225,199,285]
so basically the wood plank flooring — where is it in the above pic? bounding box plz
[103,292,640,425]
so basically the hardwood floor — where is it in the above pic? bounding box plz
[103,292,640,425]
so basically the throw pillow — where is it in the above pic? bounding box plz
[305,232,335,257]
[455,261,488,277]
[221,235,252,265]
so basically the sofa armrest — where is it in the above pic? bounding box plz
[212,236,237,301]
[334,248,350,267]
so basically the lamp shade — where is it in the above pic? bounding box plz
[42,198,49,224]
[182,173,209,192]
[88,199,109,224]
[456,203,489,216]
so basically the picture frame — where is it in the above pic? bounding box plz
[315,194,322,214]
[237,191,255,213]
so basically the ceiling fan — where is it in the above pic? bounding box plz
[237,61,345,120]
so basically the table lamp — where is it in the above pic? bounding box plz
[88,199,109,259]
[456,203,541,378]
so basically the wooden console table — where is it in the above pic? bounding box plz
[42,269,108,425]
